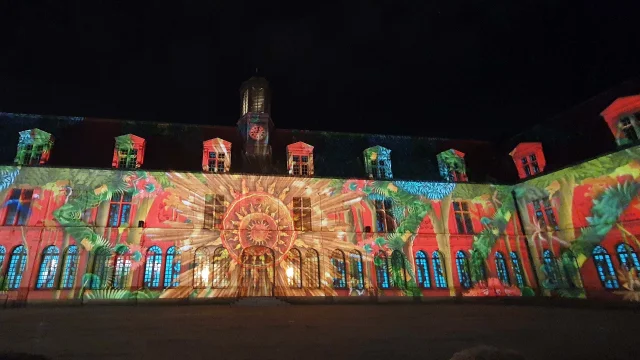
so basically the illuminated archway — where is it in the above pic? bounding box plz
[240,245,276,297]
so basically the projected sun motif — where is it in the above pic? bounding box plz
[221,192,296,264]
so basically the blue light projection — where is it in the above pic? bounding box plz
[393,181,456,199]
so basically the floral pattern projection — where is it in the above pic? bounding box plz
[514,145,640,301]
[0,165,534,301]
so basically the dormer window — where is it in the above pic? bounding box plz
[363,146,392,180]
[112,134,145,169]
[601,95,640,146]
[437,149,468,182]
[14,129,54,166]
[287,142,314,176]
[510,142,546,179]
[203,138,231,173]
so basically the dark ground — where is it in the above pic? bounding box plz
[0,303,638,360]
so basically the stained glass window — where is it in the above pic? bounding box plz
[543,249,561,285]
[163,246,181,288]
[36,246,59,289]
[112,247,131,289]
[3,189,34,226]
[193,247,211,288]
[455,251,471,289]
[60,245,79,289]
[212,247,230,288]
[593,245,619,289]
[286,248,302,288]
[304,249,320,288]
[390,251,407,288]
[349,250,364,290]
[91,248,111,289]
[107,192,132,227]
[143,246,163,288]
[331,249,347,289]
[616,243,640,272]
[494,251,510,286]
[510,251,526,288]
[293,197,312,231]
[432,251,447,288]
[6,245,27,290]
[375,251,390,289]
[415,251,431,288]
[453,201,474,234]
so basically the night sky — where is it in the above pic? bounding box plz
[1,1,639,140]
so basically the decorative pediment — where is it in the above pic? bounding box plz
[287,141,314,154]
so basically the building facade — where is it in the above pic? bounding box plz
[2,77,640,303]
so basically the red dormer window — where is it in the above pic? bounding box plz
[112,134,145,169]
[601,95,640,146]
[510,142,546,179]
[287,142,314,176]
[202,138,231,173]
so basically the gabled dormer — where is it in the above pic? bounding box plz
[202,138,232,173]
[510,142,545,179]
[14,128,54,166]
[437,149,468,182]
[363,146,392,179]
[600,95,640,146]
[112,134,146,169]
[287,142,314,176]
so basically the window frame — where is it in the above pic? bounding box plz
[415,251,431,289]
[592,245,619,290]
[107,192,133,228]
[330,249,347,289]
[374,199,396,233]
[143,245,163,289]
[432,251,447,289]
[304,249,321,288]
[286,248,303,288]
[5,245,28,290]
[3,189,34,226]
[455,251,472,289]
[60,245,79,290]
[453,201,474,234]
[163,246,181,288]
[531,198,559,231]
[292,197,312,231]
[204,194,225,230]
[494,251,511,286]
[36,246,60,290]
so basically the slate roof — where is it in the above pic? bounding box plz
[0,113,514,183]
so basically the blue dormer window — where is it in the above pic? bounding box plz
[363,146,392,180]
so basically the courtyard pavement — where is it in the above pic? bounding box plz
[0,302,639,360]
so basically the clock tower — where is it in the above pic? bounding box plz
[237,75,274,171]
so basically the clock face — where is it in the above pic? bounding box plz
[249,125,266,141]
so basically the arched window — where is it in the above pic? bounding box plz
[163,246,181,288]
[509,251,526,288]
[5,245,27,290]
[349,250,365,290]
[415,251,431,288]
[36,246,60,289]
[143,246,163,288]
[593,245,619,289]
[112,247,131,289]
[390,250,407,289]
[495,251,511,286]
[561,250,582,289]
[471,250,487,283]
[0,246,5,270]
[455,251,471,289]
[286,248,302,288]
[330,249,347,289]
[303,249,320,288]
[543,249,561,285]
[432,251,447,288]
[212,247,230,288]
[60,245,79,289]
[616,243,640,272]
[91,248,111,289]
[374,251,390,289]
[193,247,211,288]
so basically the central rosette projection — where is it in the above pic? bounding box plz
[221,193,296,264]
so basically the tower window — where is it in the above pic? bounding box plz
[251,88,265,113]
